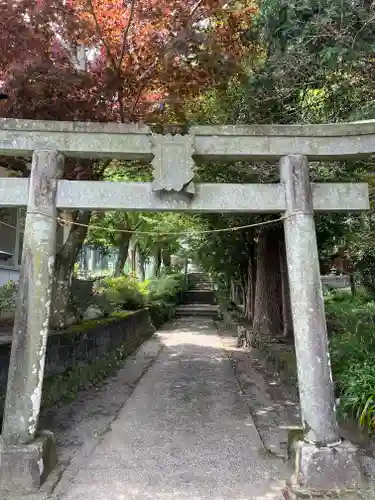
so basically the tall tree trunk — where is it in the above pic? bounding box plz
[138,249,146,282]
[151,246,162,277]
[230,281,235,302]
[161,246,171,271]
[280,230,293,339]
[240,282,246,308]
[244,254,255,322]
[349,273,356,297]
[251,251,257,320]
[237,283,242,304]
[113,233,131,277]
[50,210,91,329]
[236,282,242,304]
[243,243,257,323]
[253,226,283,337]
[129,241,137,275]
[244,268,251,321]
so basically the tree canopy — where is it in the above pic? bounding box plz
[0,0,256,123]
[2,0,375,331]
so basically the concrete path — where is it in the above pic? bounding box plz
[52,318,286,500]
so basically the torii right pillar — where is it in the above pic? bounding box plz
[280,155,366,493]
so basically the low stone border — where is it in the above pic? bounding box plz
[0,308,155,396]
[221,310,298,392]
[220,307,375,484]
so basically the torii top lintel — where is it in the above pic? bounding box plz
[1,118,375,160]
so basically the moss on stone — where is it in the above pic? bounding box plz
[278,350,297,373]
[62,310,136,335]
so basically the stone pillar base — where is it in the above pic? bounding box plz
[281,485,367,499]
[0,430,57,495]
[289,438,366,492]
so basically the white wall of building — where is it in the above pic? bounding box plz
[0,207,24,285]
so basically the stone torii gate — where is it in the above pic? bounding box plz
[0,118,372,496]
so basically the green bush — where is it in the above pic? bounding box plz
[91,273,184,316]
[146,274,184,304]
[147,302,176,329]
[0,271,184,334]
[326,290,375,431]
[338,358,375,431]
[94,275,145,312]
[137,273,183,328]
[0,281,18,313]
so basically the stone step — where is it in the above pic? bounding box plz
[188,281,212,287]
[188,278,212,285]
[188,279,211,284]
[188,276,211,280]
[188,285,213,291]
[188,280,212,285]
[187,272,213,293]
[187,274,211,281]
[175,304,219,317]
[183,291,215,304]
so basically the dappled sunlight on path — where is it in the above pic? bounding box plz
[52,318,287,500]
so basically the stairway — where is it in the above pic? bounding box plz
[175,272,218,318]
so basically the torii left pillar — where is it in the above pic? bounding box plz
[0,150,63,495]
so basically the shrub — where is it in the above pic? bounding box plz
[0,271,184,330]
[0,281,18,313]
[338,358,375,430]
[147,302,175,329]
[146,274,184,304]
[141,273,184,327]
[94,275,145,312]
[326,290,375,431]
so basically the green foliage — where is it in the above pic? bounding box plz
[94,276,145,312]
[0,281,18,313]
[146,274,185,304]
[0,273,184,410]
[359,394,375,431]
[143,273,185,328]
[85,162,195,270]
[326,291,375,431]
[91,272,184,317]
[338,360,375,431]
[182,0,375,306]
[347,215,375,296]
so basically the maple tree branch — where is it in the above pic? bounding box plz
[130,82,148,117]
[86,0,117,69]
[134,0,201,84]
[190,0,204,17]
[118,0,137,70]
[137,60,158,82]
[117,87,126,122]
[120,0,202,120]
[128,61,159,117]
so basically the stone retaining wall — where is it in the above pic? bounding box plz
[220,309,298,390]
[0,308,155,392]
